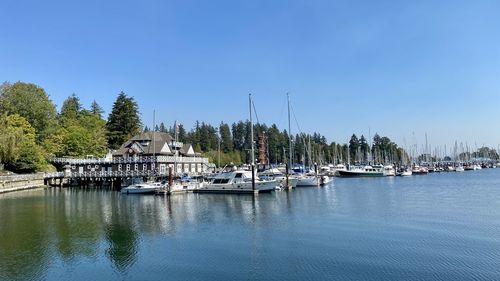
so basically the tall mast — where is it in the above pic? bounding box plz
[249,94,255,166]
[287,93,292,167]
[153,109,156,158]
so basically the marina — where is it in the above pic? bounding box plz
[2,1,500,280]
[2,168,500,281]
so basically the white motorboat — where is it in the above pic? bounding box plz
[412,165,429,174]
[196,170,277,193]
[338,166,385,177]
[296,174,332,187]
[455,165,465,172]
[383,165,396,176]
[332,164,347,176]
[399,170,412,176]
[169,180,204,192]
[259,168,298,188]
[121,182,163,194]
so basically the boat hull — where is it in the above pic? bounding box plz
[196,180,277,194]
[338,171,384,177]
[120,187,158,194]
[296,176,332,187]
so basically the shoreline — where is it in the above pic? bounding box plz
[0,174,47,194]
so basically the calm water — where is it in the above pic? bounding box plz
[1,169,500,281]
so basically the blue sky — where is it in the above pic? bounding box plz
[1,0,500,149]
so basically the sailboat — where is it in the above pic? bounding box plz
[286,94,332,187]
[199,94,277,193]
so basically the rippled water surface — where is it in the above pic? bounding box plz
[1,169,500,280]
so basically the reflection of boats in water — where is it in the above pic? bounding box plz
[196,170,277,194]
[121,182,164,194]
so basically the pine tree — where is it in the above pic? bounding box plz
[90,100,104,118]
[106,92,141,149]
[60,94,81,124]
[159,122,166,133]
[219,122,233,153]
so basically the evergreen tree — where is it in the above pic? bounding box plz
[219,122,233,153]
[60,94,81,124]
[106,92,141,149]
[178,124,187,142]
[90,100,104,118]
[349,134,359,164]
[159,122,166,133]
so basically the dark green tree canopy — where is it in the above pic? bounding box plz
[60,94,82,123]
[90,100,104,118]
[106,92,141,149]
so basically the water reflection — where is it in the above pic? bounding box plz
[0,184,341,280]
[1,172,499,281]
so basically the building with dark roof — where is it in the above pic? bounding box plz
[53,131,210,178]
[112,131,208,175]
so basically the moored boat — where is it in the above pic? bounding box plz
[196,170,277,193]
[259,168,299,188]
[296,174,332,187]
[383,165,396,176]
[121,182,164,194]
[338,166,385,177]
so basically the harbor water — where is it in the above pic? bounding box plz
[1,169,500,280]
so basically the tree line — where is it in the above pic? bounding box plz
[2,81,497,173]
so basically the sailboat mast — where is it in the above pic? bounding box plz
[153,109,156,158]
[287,93,292,167]
[249,94,255,166]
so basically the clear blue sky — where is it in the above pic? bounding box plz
[1,0,500,149]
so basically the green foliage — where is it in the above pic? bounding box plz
[202,150,242,166]
[90,100,104,118]
[0,114,48,172]
[8,141,48,173]
[0,114,35,163]
[219,122,233,153]
[106,92,141,149]
[60,94,82,124]
[0,82,58,142]
[44,110,108,158]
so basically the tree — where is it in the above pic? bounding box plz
[0,114,47,172]
[60,94,81,124]
[0,82,57,142]
[219,122,233,153]
[177,124,187,142]
[106,92,141,149]
[349,134,359,164]
[90,100,104,118]
[159,122,166,133]
[359,135,369,163]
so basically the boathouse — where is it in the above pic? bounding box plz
[51,132,210,178]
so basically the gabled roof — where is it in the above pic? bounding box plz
[113,131,198,157]
[180,144,195,155]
